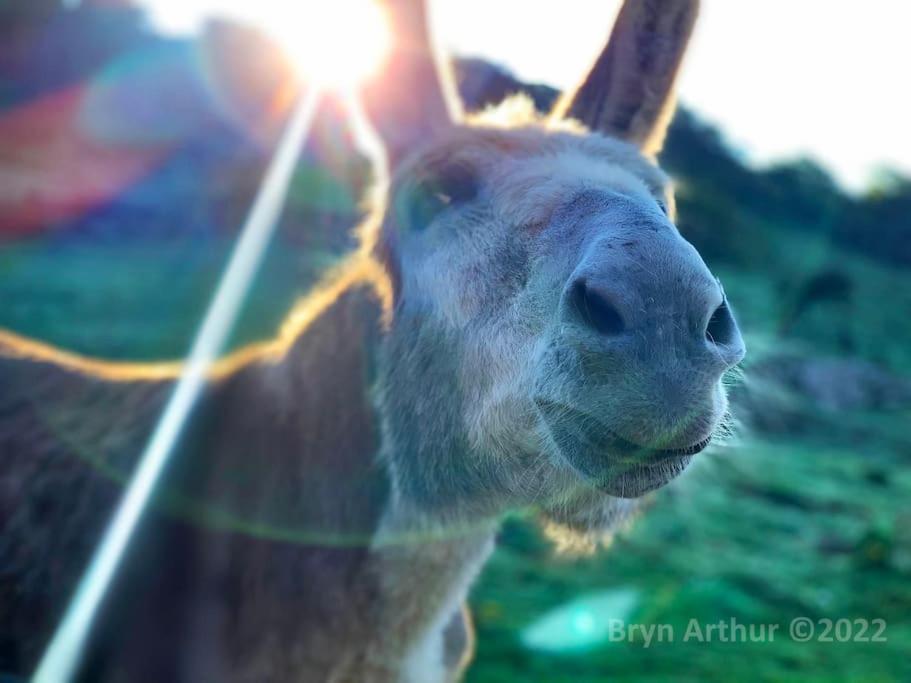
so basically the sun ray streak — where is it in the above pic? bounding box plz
[31,87,322,683]
[343,90,389,185]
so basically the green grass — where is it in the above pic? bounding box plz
[0,238,337,360]
[469,434,911,683]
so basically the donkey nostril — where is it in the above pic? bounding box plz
[570,280,625,336]
[706,300,736,345]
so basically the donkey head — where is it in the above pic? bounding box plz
[361,0,744,519]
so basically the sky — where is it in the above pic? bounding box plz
[434,0,911,191]
[147,0,911,192]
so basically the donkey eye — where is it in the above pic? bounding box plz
[405,188,451,231]
[656,199,669,216]
[403,163,479,231]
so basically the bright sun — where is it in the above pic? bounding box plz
[147,0,391,88]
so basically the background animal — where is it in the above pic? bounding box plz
[0,0,746,680]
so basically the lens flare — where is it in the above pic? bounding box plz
[273,1,391,87]
[149,0,391,88]
[520,589,640,653]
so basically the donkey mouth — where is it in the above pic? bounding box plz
[535,398,711,497]
[599,428,711,460]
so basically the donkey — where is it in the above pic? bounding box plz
[0,0,744,680]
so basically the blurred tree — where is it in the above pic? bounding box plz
[777,267,853,339]
[661,108,762,211]
[836,173,911,266]
[661,106,911,271]
[758,158,846,229]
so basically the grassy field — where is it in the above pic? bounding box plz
[1,220,909,682]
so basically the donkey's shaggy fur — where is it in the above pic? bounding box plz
[0,1,745,681]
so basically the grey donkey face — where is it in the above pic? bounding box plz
[534,187,744,498]
[363,0,726,509]
[379,124,744,505]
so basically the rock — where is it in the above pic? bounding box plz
[768,355,911,412]
[731,354,911,435]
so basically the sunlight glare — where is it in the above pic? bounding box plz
[149,0,390,88]
[521,588,640,653]
[32,89,322,683]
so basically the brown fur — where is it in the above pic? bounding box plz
[0,280,394,680]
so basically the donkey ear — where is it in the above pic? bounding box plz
[553,0,699,156]
[359,0,461,165]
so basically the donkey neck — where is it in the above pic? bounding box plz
[277,282,500,682]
